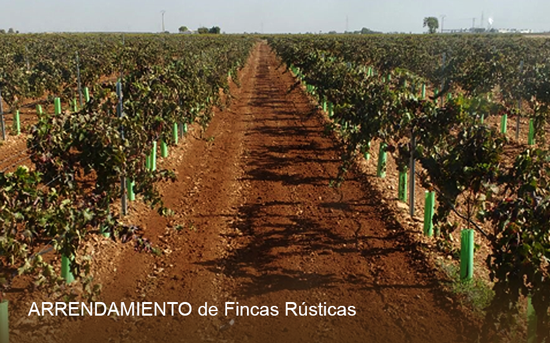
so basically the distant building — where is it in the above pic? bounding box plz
[497,28,533,34]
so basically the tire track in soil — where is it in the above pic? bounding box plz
[51,42,477,343]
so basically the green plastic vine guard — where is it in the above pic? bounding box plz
[127,179,135,202]
[72,99,78,112]
[101,227,111,238]
[460,229,474,280]
[183,123,188,134]
[322,99,327,112]
[173,123,178,145]
[423,191,435,237]
[0,300,8,343]
[328,102,334,118]
[161,141,168,158]
[151,141,157,171]
[364,141,371,161]
[398,170,408,202]
[54,97,62,115]
[61,255,75,284]
[376,143,387,178]
[367,66,373,77]
[501,114,508,134]
[146,155,151,170]
[13,110,20,135]
[36,104,43,115]
[480,113,485,124]
[421,84,426,99]
[527,295,537,343]
[84,87,90,102]
[528,119,535,145]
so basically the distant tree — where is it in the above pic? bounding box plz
[423,17,439,34]
[197,27,209,34]
[208,26,221,34]
[7,28,14,34]
[0,29,5,34]
[178,26,189,33]
[328,31,338,34]
[360,27,378,34]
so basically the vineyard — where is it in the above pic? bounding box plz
[0,33,549,343]
[269,34,550,342]
[0,33,254,337]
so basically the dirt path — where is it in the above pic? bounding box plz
[19,42,477,343]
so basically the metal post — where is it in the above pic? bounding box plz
[0,88,5,140]
[440,52,446,107]
[25,45,31,71]
[117,82,127,216]
[409,130,416,217]
[516,60,524,140]
[76,52,83,109]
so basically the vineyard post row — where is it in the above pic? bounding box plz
[300,66,479,280]
[0,86,189,340]
[288,52,540,283]
[294,61,540,342]
[275,35,548,342]
[0,73,192,340]
[0,52,79,142]
[0,36,255,343]
[48,86,184,279]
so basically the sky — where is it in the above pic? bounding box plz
[0,0,549,34]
